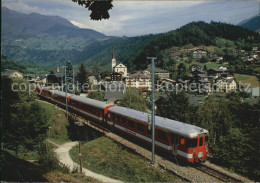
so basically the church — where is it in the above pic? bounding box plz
[111,51,127,77]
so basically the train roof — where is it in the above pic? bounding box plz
[70,95,113,109]
[108,106,208,138]
[52,90,74,97]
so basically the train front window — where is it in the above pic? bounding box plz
[185,138,198,148]
[205,136,208,145]
[199,137,203,146]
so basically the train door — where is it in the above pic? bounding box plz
[170,133,178,155]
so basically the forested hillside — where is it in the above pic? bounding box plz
[132,21,260,70]
[2,8,259,71]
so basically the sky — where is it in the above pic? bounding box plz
[2,0,259,37]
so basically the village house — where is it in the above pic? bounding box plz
[125,73,151,90]
[111,72,122,82]
[214,78,237,93]
[207,68,224,79]
[218,66,228,71]
[88,76,98,85]
[2,70,23,78]
[100,81,125,104]
[190,64,202,72]
[192,49,207,59]
[155,69,170,79]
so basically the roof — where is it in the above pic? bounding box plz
[208,68,223,73]
[155,70,169,73]
[2,70,23,75]
[196,74,207,78]
[108,106,208,138]
[104,90,124,102]
[53,90,74,97]
[198,80,210,83]
[128,73,150,79]
[100,82,125,90]
[70,95,113,109]
[115,63,127,68]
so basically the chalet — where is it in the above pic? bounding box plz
[218,66,228,71]
[214,78,237,93]
[220,72,233,79]
[194,74,208,81]
[207,68,223,78]
[192,49,207,59]
[192,69,204,75]
[155,69,170,79]
[2,70,23,78]
[190,64,202,72]
[88,76,98,85]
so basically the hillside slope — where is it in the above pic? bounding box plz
[238,15,260,32]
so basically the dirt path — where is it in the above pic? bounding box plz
[53,141,123,183]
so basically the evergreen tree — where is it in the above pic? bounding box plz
[78,63,88,85]
[119,88,147,112]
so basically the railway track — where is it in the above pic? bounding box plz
[195,164,242,182]
[38,98,252,183]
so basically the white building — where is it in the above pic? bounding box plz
[125,73,151,90]
[111,51,128,77]
[114,63,127,77]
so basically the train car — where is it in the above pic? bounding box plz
[51,90,74,107]
[69,95,114,123]
[107,106,209,163]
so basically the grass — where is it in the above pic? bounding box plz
[234,74,260,88]
[176,60,222,70]
[37,101,71,145]
[70,136,181,182]
[1,150,97,182]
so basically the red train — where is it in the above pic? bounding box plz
[36,88,209,163]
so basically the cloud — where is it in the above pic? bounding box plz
[2,0,259,36]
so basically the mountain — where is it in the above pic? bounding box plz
[1,7,158,68]
[1,7,110,65]
[238,15,260,32]
[132,21,260,70]
[1,7,105,40]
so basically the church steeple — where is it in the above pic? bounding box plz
[112,51,116,59]
[112,51,116,72]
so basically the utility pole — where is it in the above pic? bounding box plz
[73,68,75,94]
[65,66,69,119]
[78,141,82,173]
[147,56,157,164]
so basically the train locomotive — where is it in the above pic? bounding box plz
[36,88,209,163]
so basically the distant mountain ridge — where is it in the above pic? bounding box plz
[1,7,105,40]
[1,7,259,71]
[237,15,260,32]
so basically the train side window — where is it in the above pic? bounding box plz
[137,123,145,132]
[128,120,135,128]
[157,130,168,141]
[171,134,176,144]
[205,136,208,145]
[186,138,198,148]
[121,117,127,125]
[199,137,203,146]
